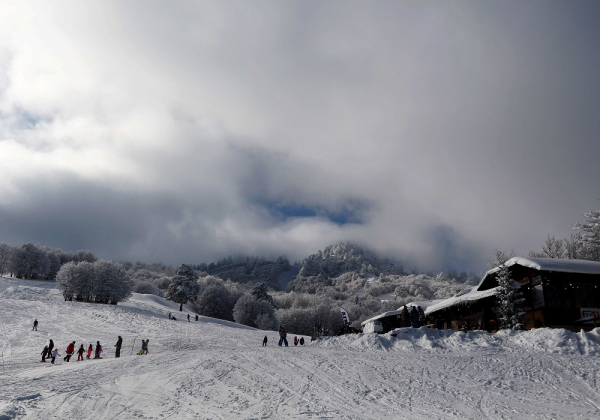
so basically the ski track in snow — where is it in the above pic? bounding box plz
[2,277,600,419]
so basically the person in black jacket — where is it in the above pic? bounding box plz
[115,336,123,358]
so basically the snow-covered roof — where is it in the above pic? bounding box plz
[483,257,600,280]
[424,287,499,315]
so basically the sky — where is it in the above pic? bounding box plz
[1,1,599,274]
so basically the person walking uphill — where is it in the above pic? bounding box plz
[64,341,75,362]
[115,336,123,358]
[77,344,85,361]
[94,341,103,359]
[278,326,288,347]
[41,345,49,362]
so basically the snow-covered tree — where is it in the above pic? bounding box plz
[0,243,13,276]
[167,264,199,311]
[196,283,239,321]
[55,260,132,303]
[489,250,525,330]
[573,209,600,261]
[9,243,50,279]
[233,294,276,328]
[529,235,566,259]
[249,282,275,307]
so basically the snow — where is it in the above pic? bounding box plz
[424,288,499,315]
[483,257,600,279]
[3,276,600,419]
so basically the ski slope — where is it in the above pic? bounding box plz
[2,276,600,419]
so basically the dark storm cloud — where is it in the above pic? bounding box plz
[1,1,600,272]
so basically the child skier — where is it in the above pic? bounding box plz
[94,341,102,359]
[87,343,93,359]
[41,345,49,362]
[77,344,85,361]
[51,348,60,364]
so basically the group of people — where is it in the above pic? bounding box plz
[41,336,108,364]
[168,312,198,322]
[39,336,125,364]
[400,305,427,328]
[262,327,305,347]
[136,339,150,355]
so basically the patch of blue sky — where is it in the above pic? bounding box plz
[257,198,370,226]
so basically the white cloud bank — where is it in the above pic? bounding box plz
[1,1,599,272]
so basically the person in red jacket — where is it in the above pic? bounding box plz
[64,341,76,362]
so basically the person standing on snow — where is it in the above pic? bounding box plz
[195,314,198,321]
[48,339,54,356]
[51,348,60,364]
[418,306,426,327]
[145,339,149,354]
[294,336,298,346]
[115,336,123,358]
[137,339,147,355]
[77,344,85,361]
[87,343,93,359]
[410,306,420,328]
[41,345,49,362]
[94,341,103,359]
[401,306,410,328]
[187,314,190,322]
[278,326,288,347]
[64,341,75,362]
[32,319,38,331]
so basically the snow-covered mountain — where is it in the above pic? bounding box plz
[3,276,600,419]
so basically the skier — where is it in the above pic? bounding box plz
[50,348,60,364]
[410,306,420,328]
[187,314,190,322]
[278,326,288,347]
[41,345,49,362]
[64,341,75,362]
[32,319,38,331]
[137,339,147,355]
[114,336,123,358]
[48,339,54,356]
[299,337,305,346]
[94,341,102,359]
[77,344,85,361]
[262,336,268,347]
[87,343,93,359]
[145,339,149,354]
[294,336,298,346]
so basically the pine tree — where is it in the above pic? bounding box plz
[495,262,525,330]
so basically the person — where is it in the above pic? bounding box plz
[168,312,172,319]
[94,341,102,359]
[401,306,410,328]
[145,339,149,355]
[294,336,298,346]
[77,344,85,361]
[137,339,147,355]
[64,341,75,362]
[410,306,420,328]
[48,339,54,356]
[262,336,268,346]
[278,326,288,347]
[195,314,198,321]
[87,343,93,359]
[418,306,426,327]
[299,337,305,345]
[41,345,49,362]
[115,336,123,358]
[187,314,190,322]
[32,319,38,331]
[51,348,60,364]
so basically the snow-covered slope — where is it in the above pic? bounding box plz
[2,276,600,419]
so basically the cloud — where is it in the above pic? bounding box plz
[1,1,600,273]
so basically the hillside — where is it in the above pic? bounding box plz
[3,276,600,419]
